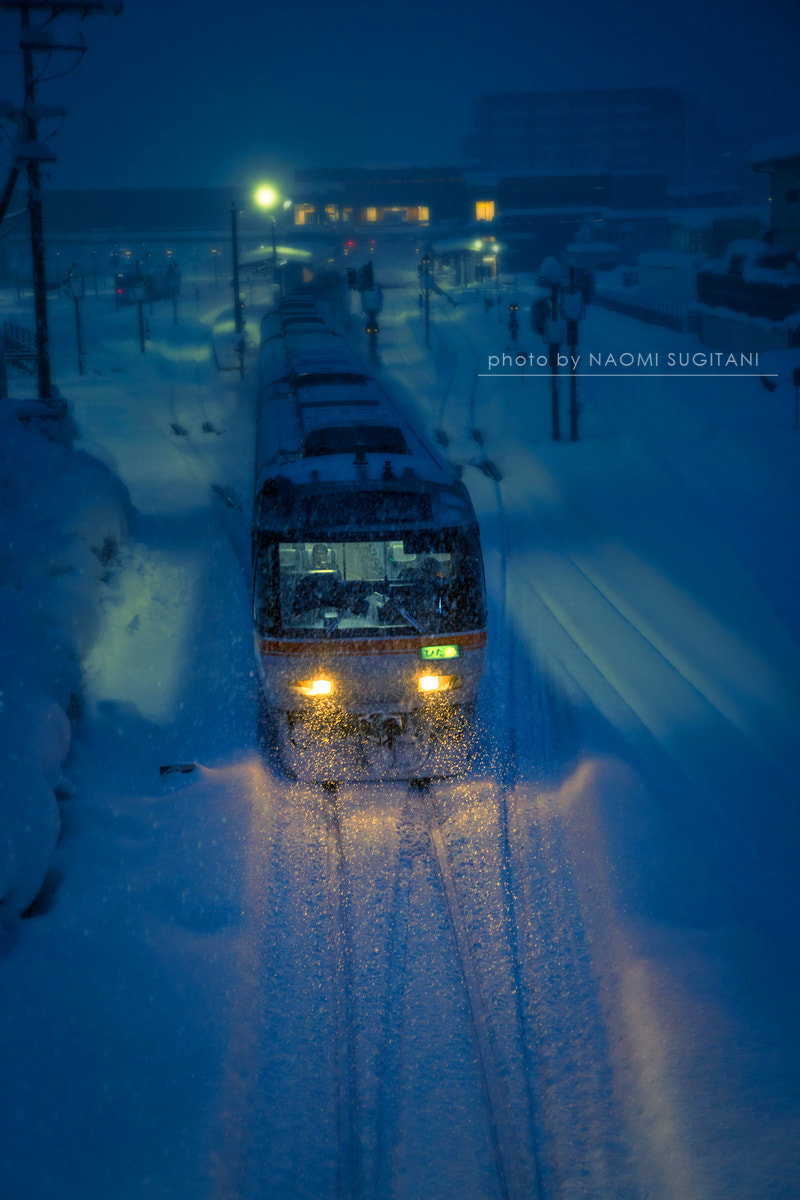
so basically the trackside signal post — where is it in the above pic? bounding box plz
[0,0,122,401]
[536,257,585,442]
[419,253,432,346]
[347,262,382,361]
[66,268,85,374]
[564,267,585,442]
[508,302,519,344]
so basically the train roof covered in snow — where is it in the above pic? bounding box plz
[255,293,475,531]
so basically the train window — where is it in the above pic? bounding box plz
[303,425,408,456]
[264,528,486,636]
[300,492,432,526]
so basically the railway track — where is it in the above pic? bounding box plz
[321,779,541,1200]
[379,290,642,1197]
[468,456,640,1200]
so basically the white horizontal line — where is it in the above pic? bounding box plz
[477,373,779,378]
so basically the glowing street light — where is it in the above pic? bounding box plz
[254,184,278,209]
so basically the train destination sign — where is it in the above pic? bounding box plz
[419,644,461,661]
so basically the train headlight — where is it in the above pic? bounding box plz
[418,675,461,693]
[293,678,334,697]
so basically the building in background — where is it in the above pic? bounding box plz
[290,166,466,228]
[750,134,800,251]
[464,89,686,184]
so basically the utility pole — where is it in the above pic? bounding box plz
[20,2,55,400]
[0,1,122,401]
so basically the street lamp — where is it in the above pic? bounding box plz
[254,184,292,296]
[254,184,278,210]
[231,201,244,336]
[492,242,502,320]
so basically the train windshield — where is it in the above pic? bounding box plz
[254,528,485,637]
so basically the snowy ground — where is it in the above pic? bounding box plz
[1,249,799,1199]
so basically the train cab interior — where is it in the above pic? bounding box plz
[254,532,484,636]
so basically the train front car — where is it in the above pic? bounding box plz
[253,292,487,783]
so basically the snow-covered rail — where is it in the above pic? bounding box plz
[463,467,640,1199]
[317,779,543,1200]
[413,785,540,1200]
[322,789,368,1199]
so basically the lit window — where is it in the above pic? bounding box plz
[475,200,495,221]
[365,207,378,222]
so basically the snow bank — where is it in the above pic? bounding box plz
[0,400,131,922]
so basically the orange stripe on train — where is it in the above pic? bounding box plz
[255,630,488,657]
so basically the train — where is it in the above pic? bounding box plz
[252,285,488,783]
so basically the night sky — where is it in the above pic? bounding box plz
[1,0,798,190]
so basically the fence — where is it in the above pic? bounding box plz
[594,288,700,335]
[2,320,36,362]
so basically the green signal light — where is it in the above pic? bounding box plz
[419,644,461,661]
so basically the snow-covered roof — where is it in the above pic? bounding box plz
[464,167,665,184]
[638,251,709,268]
[749,133,800,167]
[564,242,620,255]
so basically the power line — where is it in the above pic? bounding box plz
[0,0,122,400]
